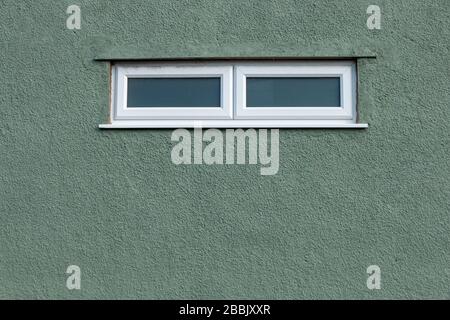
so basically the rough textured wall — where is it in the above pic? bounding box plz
[0,0,449,299]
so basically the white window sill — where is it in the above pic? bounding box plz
[99,121,368,129]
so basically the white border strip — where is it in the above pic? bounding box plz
[114,64,233,120]
[100,121,368,129]
[234,62,355,120]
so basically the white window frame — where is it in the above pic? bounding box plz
[102,61,367,129]
[235,62,355,120]
[113,63,233,120]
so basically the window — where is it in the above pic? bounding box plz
[235,63,354,121]
[113,64,233,120]
[102,61,367,128]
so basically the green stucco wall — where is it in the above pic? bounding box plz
[0,0,449,299]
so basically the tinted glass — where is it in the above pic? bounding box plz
[246,77,341,107]
[127,78,221,108]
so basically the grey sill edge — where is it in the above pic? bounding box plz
[94,55,377,62]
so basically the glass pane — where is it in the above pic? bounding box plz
[127,78,221,108]
[246,77,341,107]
